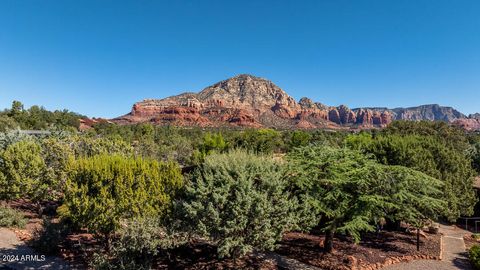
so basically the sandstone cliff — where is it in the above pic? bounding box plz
[112,74,478,130]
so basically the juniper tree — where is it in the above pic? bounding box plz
[40,137,74,200]
[58,155,183,240]
[0,140,48,200]
[287,145,445,253]
[180,150,297,258]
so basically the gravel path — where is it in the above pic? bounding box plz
[0,228,70,270]
[382,224,472,270]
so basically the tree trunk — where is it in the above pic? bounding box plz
[324,228,335,253]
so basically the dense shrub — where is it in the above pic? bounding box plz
[41,138,74,199]
[470,245,480,269]
[180,150,297,258]
[235,129,284,154]
[58,155,183,237]
[70,136,134,157]
[0,130,30,151]
[91,217,183,270]
[0,101,82,130]
[0,205,27,228]
[0,115,19,132]
[0,140,49,200]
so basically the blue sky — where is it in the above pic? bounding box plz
[0,0,479,118]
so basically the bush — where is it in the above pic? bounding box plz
[70,136,134,157]
[0,140,48,200]
[180,150,297,258]
[90,217,183,270]
[470,245,480,269]
[235,129,284,154]
[0,205,27,228]
[31,218,69,255]
[59,155,183,238]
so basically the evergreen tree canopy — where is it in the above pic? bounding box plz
[180,150,297,258]
[59,155,183,237]
[0,140,49,200]
[1,101,82,130]
[346,131,476,221]
[287,145,445,252]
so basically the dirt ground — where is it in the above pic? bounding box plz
[276,231,441,270]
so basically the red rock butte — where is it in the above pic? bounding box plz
[109,74,479,130]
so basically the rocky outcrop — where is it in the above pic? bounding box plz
[110,74,479,130]
[79,118,111,130]
[453,118,480,131]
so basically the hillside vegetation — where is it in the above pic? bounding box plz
[0,100,479,269]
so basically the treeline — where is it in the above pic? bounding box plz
[0,101,83,131]
[0,101,480,269]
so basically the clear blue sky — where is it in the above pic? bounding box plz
[0,0,479,118]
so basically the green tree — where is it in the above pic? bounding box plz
[287,145,445,253]
[346,132,476,221]
[9,101,24,116]
[285,130,312,150]
[59,155,183,239]
[70,135,134,157]
[0,140,48,200]
[0,116,19,132]
[468,135,480,174]
[41,137,74,199]
[180,150,297,258]
[235,129,284,154]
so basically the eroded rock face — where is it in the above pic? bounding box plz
[109,74,476,130]
[453,118,480,131]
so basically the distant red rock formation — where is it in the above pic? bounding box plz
[79,118,111,130]
[103,74,477,131]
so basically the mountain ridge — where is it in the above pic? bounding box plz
[111,74,479,130]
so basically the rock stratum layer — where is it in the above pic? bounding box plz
[111,74,479,130]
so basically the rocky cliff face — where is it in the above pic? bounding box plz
[112,74,478,130]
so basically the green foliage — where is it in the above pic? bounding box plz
[181,150,297,258]
[41,138,74,199]
[287,145,445,252]
[0,205,27,228]
[0,140,49,200]
[285,130,312,150]
[235,129,284,154]
[91,217,182,270]
[310,129,348,147]
[192,132,229,164]
[1,100,82,130]
[384,166,446,227]
[70,135,134,157]
[0,115,19,132]
[470,245,480,270]
[31,218,70,255]
[346,128,477,221]
[0,131,30,150]
[383,121,470,151]
[59,155,183,237]
[199,132,228,155]
[468,135,480,174]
